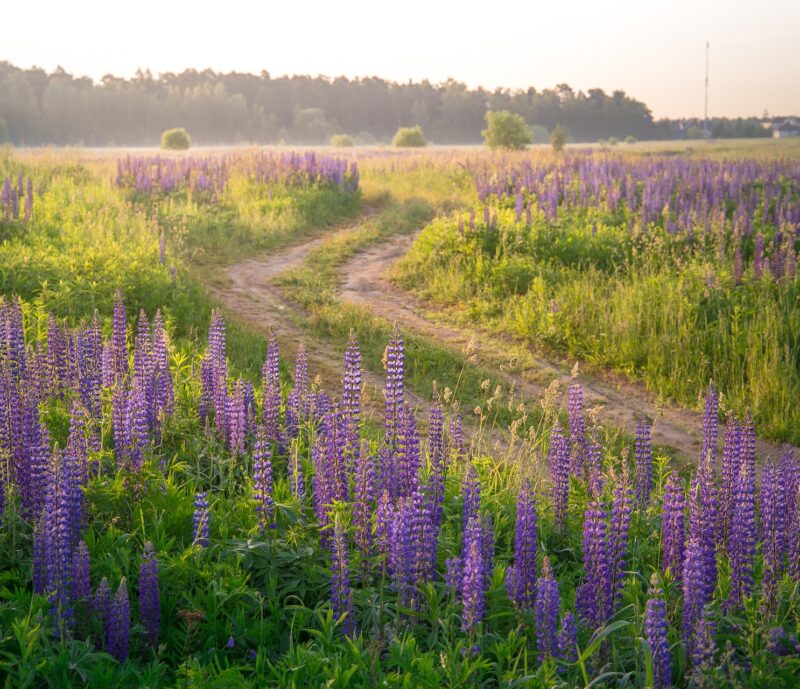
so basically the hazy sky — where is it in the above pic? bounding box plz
[4,0,798,118]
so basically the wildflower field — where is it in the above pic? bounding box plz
[0,143,799,689]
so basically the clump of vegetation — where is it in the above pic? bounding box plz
[392,125,426,147]
[481,110,532,150]
[160,127,191,150]
[550,124,567,152]
[330,133,355,147]
[625,135,637,144]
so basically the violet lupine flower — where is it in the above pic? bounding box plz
[427,395,446,531]
[682,530,708,652]
[549,423,570,530]
[661,473,686,583]
[759,462,784,606]
[353,445,375,556]
[535,556,561,662]
[728,462,755,609]
[609,463,633,603]
[286,343,308,438]
[507,480,537,610]
[449,413,464,462]
[645,574,672,689]
[139,542,160,647]
[580,493,611,627]
[568,383,586,475]
[193,491,210,547]
[688,451,719,603]
[558,611,577,662]
[375,489,394,567]
[690,606,717,670]
[93,577,112,646]
[384,326,405,440]
[460,516,486,634]
[112,290,128,384]
[462,466,480,531]
[227,381,247,456]
[342,330,362,459]
[152,310,174,422]
[701,384,718,465]
[388,490,431,607]
[253,428,273,531]
[261,332,281,445]
[634,416,653,507]
[70,541,91,603]
[107,578,130,662]
[719,416,742,549]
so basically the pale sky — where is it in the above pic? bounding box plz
[4,0,799,118]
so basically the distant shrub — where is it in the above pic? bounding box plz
[625,135,637,144]
[608,136,618,146]
[330,134,354,147]
[392,126,426,148]
[482,110,532,150]
[597,139,608,146]
[0,117,8,143]
[686,125,703,140]
[551,125,567,153]
[160,127,191,150]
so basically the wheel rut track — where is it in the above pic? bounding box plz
[338,230,792,464]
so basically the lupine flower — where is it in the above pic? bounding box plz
[107,578,130,662]
[193,491,210,547]
[609,463,633,602]
[759,462,785,606]
[690,606,717,669]
[353,445,375,556]
[253,428,273,531]
[139,542,160,647]
[719,416,742,549]
[661,473,685,582]
[342,331,362,459]
[535,556,561,662]
[549,423,570,530]
[568,383,586,475]
[70,541,91,603]
[634,416,653,507]
[261,332,281,445]
[460,516,486,634]
[112,290,128,384]
[701,384,718,465]
[580,492,611,627]
[645,574,672,688]
[507,480,537,610]
[330,516,354,635]
[557,612,577,662]
[383,326,405,439]
[462,465,480,531]
[728,462,756,609]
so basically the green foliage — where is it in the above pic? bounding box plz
[687,124,704,140]
[625,135,637,144]
[551,124,567,152]
[392,126,427,148]
[0,116,8,143]
[481,110,532,150]
[330,133,354,147]
[160,127,191,150]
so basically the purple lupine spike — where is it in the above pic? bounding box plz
[286,342,309,438]
[568,383,586,475]
[193,491,210,547]
[375,489,394,566]
[661,473,686,583]
[427,393,445,525]
[330,516,355,635]
[549,422,570,530]
[228,381,247,455]
[462,465,480,531]
[645,574,672,689]
[112,290,128,384]
[107,578,130,662]
[253,428,273,531]
[139,542,160,647]
[580,491,611,627]
[70,541,91,603]
[507,480,537,610]
[682,531,707,652]
[688,450,719,602]
[609,463,633,603]
[126,384,150,472]
[719,416,742,549]
[460,516,486,634]
[634,416,653,507]
[353,444,375,556]
[261,331,281,445]
[535,556,561,661]
[741,411,756,485]
[342,330,362,459]
[152,310,174,422]
[384,325,405,439]
[557,611,577,662]
[690,606,717,670]
[448,413,464,462]
[93,576,112,648]
[728,462,756,609]
[760,462,785,607]
[396,403,421,499]
[701,384,718,465]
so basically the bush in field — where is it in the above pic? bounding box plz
[160,127,191,150]
[608,136,618,146]
[330,134,354,147]
[482,110,532,150]
[550,125,567,152]
[392,126,427,148]
[0,117,8,143]
[625,135,637,144]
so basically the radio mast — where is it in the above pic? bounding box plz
[703,41,710,138]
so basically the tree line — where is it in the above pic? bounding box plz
[0,61,771,146]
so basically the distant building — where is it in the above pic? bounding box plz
[773,118,800,138]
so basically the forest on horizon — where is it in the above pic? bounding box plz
[0,61,772,146]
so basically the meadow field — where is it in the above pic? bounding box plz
[0,139,798,688]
